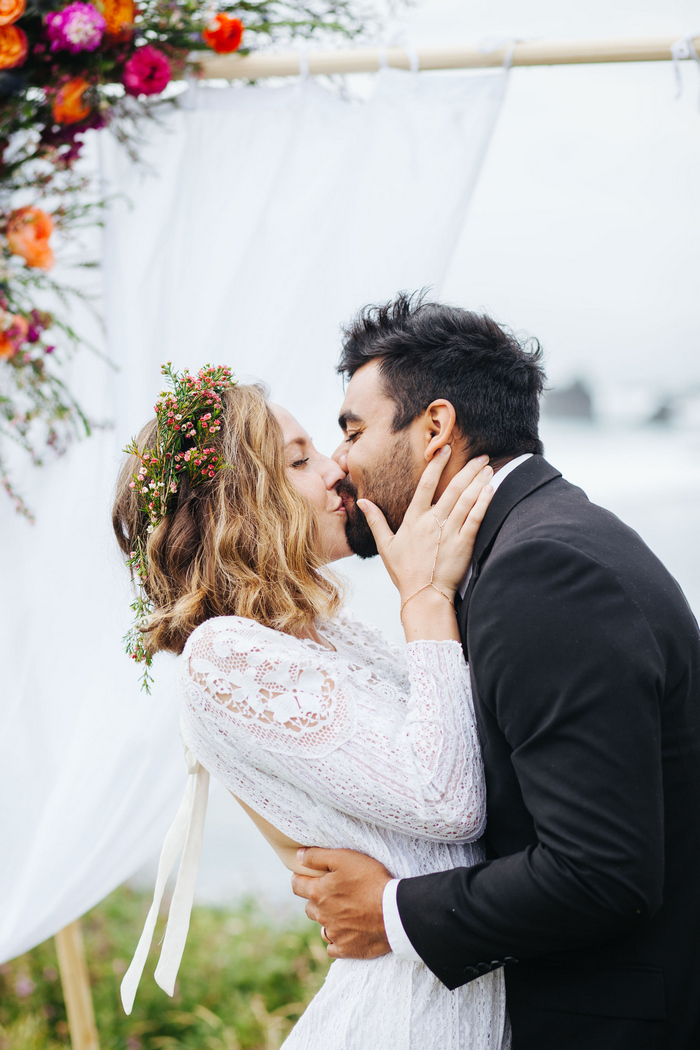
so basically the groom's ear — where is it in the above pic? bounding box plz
[422,400,458,462]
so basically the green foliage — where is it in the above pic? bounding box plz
[0,885,331,1050]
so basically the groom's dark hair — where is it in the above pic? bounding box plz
[338,291,546,461]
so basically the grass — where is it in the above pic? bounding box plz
[0,886,331,1050]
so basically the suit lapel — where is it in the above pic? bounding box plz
[458,456,562,641]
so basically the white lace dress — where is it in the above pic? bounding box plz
[179,610,509,1050]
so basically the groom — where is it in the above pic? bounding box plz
[292,293,700,1049]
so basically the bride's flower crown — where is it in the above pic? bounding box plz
[123,361,236,690]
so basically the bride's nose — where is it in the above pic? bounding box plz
[318,452,346,489]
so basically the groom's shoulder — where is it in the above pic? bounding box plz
[502,462,638,549]
[488,465,689,613]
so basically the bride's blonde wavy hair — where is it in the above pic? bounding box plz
[113,382,343,657]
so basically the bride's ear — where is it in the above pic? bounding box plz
[423,400,457,461]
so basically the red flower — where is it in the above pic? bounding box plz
[202,13,243,54]
[0,313,29,358]
[122,44,171,97]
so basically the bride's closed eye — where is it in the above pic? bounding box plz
[290,457,310,469]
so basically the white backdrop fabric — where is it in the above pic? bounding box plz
[0,68,506,963]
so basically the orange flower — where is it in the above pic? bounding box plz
[202,13,243,54]
[0,23,27,68]
[100,0,135,39]
[0,314,28,359]
[52,77,92,125]
[6,207,55,271]
[0,332,17,359]
[0,0,25,27]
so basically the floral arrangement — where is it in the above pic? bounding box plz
[0,186,98,519]
[0,0,370,515]
[123,361,235,688]
[1,1,367,162]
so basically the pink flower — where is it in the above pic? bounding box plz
[122,44,171,97]
[46,3,106,54]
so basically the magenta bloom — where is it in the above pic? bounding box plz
[123,45,171,97]
[46,3,106,54]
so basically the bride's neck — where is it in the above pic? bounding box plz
[297,623,335,650]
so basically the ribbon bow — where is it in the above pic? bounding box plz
[671,32,700,103]
[120,746,210,1014]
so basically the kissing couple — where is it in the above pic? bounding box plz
[114,293,700,1049]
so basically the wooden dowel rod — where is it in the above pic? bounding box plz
[195,35,700,80]
[55,920,100,1050]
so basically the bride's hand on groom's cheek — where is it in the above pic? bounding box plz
[357,448,494,604]
[291,848,393,960]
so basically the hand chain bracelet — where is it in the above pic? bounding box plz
[400,506,453,623]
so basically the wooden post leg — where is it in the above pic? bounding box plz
[55,920,101,1050]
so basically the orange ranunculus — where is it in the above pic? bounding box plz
[202,13,243,54]
[0,332,17,359]
[6,207,55,271]
[101,0,135,39]
[0,0,24,27]
[0,314,28,359]
[0,23,27,68]
[52,77,92,125]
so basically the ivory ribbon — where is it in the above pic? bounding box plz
[671,31,700,101]
[120,747,210,1014]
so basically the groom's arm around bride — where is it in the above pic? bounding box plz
[293,294,700,1050]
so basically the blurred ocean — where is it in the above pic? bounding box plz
[131,416,700,913]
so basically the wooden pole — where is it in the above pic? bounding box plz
[55,921,100,1050]
[196,35,700,80]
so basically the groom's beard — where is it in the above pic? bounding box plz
[338,437,416,560]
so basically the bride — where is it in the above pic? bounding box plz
[112,366,505,1049]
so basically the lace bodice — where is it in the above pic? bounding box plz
[179,609,486,859]
[123,610,508,1049]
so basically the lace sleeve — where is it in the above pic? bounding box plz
[180,616,485,842]
[331,609,410,694]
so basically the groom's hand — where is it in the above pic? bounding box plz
[291,847,392,960]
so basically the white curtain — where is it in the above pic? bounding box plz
[0,68,506,964]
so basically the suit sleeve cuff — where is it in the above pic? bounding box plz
[382,879,423,963]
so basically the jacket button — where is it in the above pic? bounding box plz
[463,966,477,977]
[503,956,518,964]
[490,960,503,969]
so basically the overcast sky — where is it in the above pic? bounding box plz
[376,1,700,416]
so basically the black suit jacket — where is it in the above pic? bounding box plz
[397,456,700,1049]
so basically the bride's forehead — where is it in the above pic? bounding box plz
[269,402,311,446]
